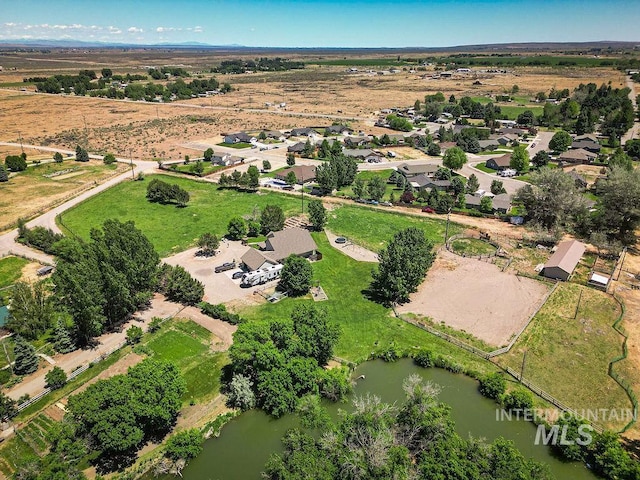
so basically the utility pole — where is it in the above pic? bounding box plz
[444,207,452,244]
[82,115,88,147]
[519,350,527,383]
[18,131,24,154]
[129,149,135,180]
[301,173,304,214]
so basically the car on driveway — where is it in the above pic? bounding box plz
[232,271,244,279]
[422,206,435,213]
[214,261,236,273]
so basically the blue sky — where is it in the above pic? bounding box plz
[0,0,638,47]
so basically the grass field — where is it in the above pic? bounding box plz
[495,283,631,431]
[170,163,225,176]
[497,105,543,120]
[325,204,460,251]
[450,237,497,256]
[0,256,28,289]
[58,174,302,256]
[338,169,400,201]
[144,318,227,404]
[238,232,496,375]
[0,159,124,231]
[217,142,252,149]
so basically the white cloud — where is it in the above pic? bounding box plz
[193,26,203,33]
[128,26,144,33]
[108,26,122,34]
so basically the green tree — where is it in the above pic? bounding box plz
[285,170,297,185]
[624,139,640,159]
[247,165,260,189]
[532,150,550,168]
[262,159,271,171]
[450,176,465,196]
[371,227,435,305]
[103,153,116,165]
[45,366,67,390]
[126,325,144,345]
[191,160,204,175]
[517,110,535,126]
[0,392,17,420]
[301,139,315,158]
[74,145,90,162]
[317,367,351,402]
[290,304,339,366]
[608,148,632,171]
[53,151,64,163]
[286,153,296,166]
[0,164,8,182]
[352,176,367,199]
[490,179,507,195]
[503,389,533,411]
[13,335,39,375]
[5,155,27,172]
[514,168,587,230]
[203,147,214,162]
[227,217,247,240]
[6,281,54,340]
[549,130,572,152]
[157,264,204,305]
[315,163,337,193]
[279,255,313,296]
[52,318,76,353]
[465,173,480,194]
[367,176,386,202]
[197,232,220,256]
[480,195,493,213]
[260,205,285,234]
[597,166,640,244]
[307,200,326,231]
[442,146,467,170]
[510,145,530,173]
[164,428,203,463]
[478,372,506,400]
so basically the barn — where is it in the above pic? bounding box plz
[542,240,586,281]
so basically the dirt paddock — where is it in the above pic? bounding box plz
[397,250,550,347]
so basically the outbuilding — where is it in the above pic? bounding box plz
[542,240,586,281]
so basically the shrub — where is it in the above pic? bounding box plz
[478,372,506,400]
[126,325,144,345]
[413,348,434,368]
[502,389,533,411]
[148,317,163,333]
[199,302,244,324]
[44,366,67,390]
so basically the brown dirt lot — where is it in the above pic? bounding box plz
[397,249,550,347]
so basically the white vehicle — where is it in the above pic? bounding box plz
[498,169,517,178]
[241,264,283,287]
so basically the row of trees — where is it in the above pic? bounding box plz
[315,155,358,193]
[226,304,346,417]
[218,166,260,190]
[4,153,28,172]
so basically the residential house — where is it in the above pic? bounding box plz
[223,132,255,144]
[497,134,518,146]
[486,154,512,171]
[558,148,597,164]
[499,127,528,136]
[464,194,483,210]
[542,240,586,281]
[478,139,499,151]
[274,165,317,184]
[261,130,285,141]
[287,142,307,154]
[290,127,318,137]
[386,134,406,144]
[240,227,319,271]
[491,193,512,213]
[412,178,451,192]
[343,135,372,148]
[324,125,352,135]
[241,248,279,272]
[438,141,457,152]
[571,136,601,154]
[212,153,243,166]
[397,162,439,179]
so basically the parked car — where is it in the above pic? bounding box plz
[368,200,379,205]
[380,201,393,207]
[214,261,236,273]
[355,198,367,204]
[422,207,435,213]
[232,271,244,279]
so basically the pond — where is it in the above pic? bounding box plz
[160,360,598,480]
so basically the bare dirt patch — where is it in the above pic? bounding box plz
[18,262,44,283]
[397,249,549,346]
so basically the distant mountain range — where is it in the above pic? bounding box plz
[0,39,638,51]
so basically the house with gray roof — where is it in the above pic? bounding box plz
[397,162,439,178]
[223,132,255,144]
[240,227,319,272]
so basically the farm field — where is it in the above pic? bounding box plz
[57,174,302,256]
[495,282,631,431]
[0,156,125,231]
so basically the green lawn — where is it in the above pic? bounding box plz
[325,204,461,252]
[144,319,227,404]
[495,283,631,431]
[57,174,302,256]
[170,163,226,176]
[497,105,543,120]
[238,232,495,375]
[474,162,497,173]
[0,256,28,289]
[217,142,252,149]
[338,170,400,201]
[450,238,497,256]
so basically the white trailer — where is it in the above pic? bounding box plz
[241,264,283,287]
